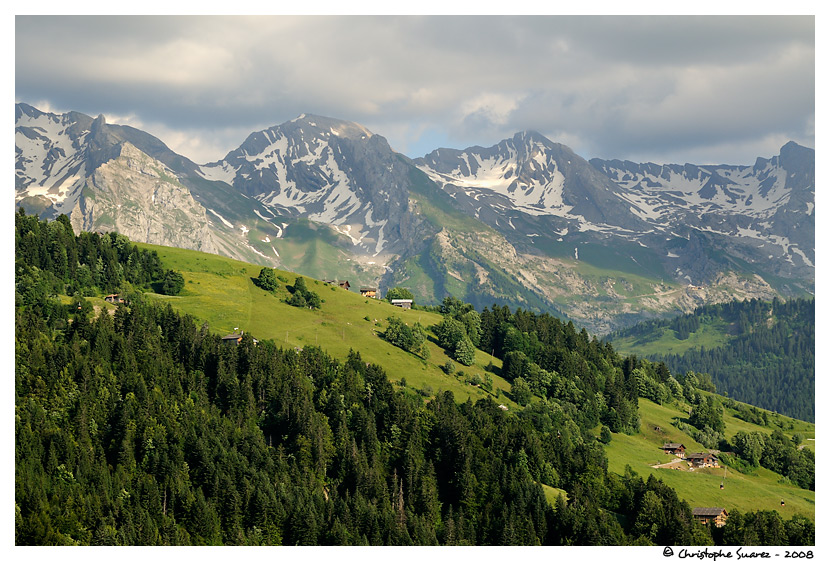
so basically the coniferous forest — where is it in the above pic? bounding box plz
[617,299,815,422]
[14,210,814,546]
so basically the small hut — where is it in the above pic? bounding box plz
[692,508,728,527]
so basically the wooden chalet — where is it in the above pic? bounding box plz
[360,287,379,298]
[390,299,413,309]
[222,331,258,346]
[692,507,728,527]
[324,280,351,290]
[222,332,244,345]
[687,452,719,468]
[661,443,686,457]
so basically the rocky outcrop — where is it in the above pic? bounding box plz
[69,142,219,254]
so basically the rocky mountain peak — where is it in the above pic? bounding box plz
[198,113,422,257]
[91,113,107,128]
[292,113,375,141]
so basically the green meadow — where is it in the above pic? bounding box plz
[603,398,815,519]
[138,242,515,407]
[610,320,731,357]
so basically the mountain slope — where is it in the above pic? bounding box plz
[416,131,646,231]
[589,142,815,284]
[197,116,579,318]
[15,103,279,266]
[145,239,813,519]
[15,102,815,334]
[415,134,814,297]
[198,114,421,257]
[15,214,816,543]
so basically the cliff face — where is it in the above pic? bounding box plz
[69,142,219,255]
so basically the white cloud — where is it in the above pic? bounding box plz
[459,92,524,127]
[15,15,815,165]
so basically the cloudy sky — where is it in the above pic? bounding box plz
[15,14,815,166]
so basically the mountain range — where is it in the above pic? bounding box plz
[15,102,815,334]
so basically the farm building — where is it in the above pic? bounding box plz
[687,453,719,468]
[360,287,379,298]
[325,280,351,290]
[221,331,258,346]
[104,294,126,304]
[692,508,728,527]
[661,443,686,457]
[222,333,243,345]
[391,299,413,309]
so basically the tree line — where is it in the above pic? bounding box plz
[15,208,183,303]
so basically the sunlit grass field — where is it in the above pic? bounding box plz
[610,321,731,357]
[604,398,815,519]
[139,242,515,407]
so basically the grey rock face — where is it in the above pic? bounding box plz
[589,142,814,286]
[415,128,813,289]
[199,114,424,257]
[68,142,219,254]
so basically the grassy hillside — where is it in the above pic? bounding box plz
[610,320,730,356]
[138,242,515,407]
[534,235,671,281]
[603,398,815,519]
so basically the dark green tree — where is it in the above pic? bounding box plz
[286,276,320,309]
[385,287,413,302]
[599,425,612,445]
[256,267,279,292]
[731,431,765,467]
[160,270,185,295]
[454,337,476,366]
[511,377,532,406]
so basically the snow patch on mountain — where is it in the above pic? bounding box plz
[790,247,814,268]
[333,224,367,247]
[417,148,574,217]
[207,209,233,228]
[198,161,237,184]
[15,110,89,208]
[253,209,274,223]
[374,227,386,256]
[247,244,267,259]
[595,161,792,220]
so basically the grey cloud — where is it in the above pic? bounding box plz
[16,15,814,165]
